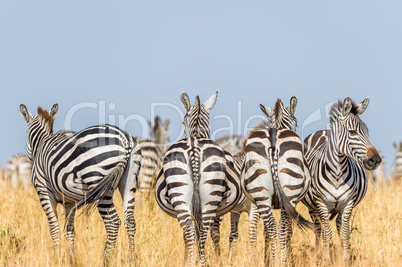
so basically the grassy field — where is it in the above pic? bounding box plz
[0,169,400,266]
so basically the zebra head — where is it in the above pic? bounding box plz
[260,96,298,131]
[330,97,381,170]
[180,91,218,139]
[20,103,58,160]
[150,116,170,154]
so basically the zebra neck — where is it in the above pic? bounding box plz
[325,135,349,179]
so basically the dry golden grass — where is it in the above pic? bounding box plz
[0,172,400,266]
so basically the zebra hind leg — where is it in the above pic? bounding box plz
[228,212,240,262]
[64,203,76,263]
[259,205,277,266]
[248,203,259,251]
[210,216,222,256]
[278,210,290,265]
[97,193,121,265]
[197,220,211,267]
[182,218,195,266]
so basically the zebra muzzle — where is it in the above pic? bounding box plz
[363,148,382,170]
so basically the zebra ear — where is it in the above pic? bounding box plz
[164,119,170,129]
[260,104,274,118]
[203,91,218,112]
[342,97,353,116]
[155,116,162,127]
[288,96,298,115]
[355,97,370,115]
[20,104,32,123]
[50,103,58,118]
[180,92,191,112]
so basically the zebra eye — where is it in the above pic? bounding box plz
[349,130,357,135]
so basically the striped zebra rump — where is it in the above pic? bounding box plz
[243,128,310,222]
[136,138,162,193]
[39,125,140,206]
[155,139,241,219]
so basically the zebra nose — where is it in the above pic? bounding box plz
[364,152,382,170]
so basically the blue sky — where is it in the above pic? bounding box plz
[1,1,401,177]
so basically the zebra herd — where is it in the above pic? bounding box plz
[6,92,400,265]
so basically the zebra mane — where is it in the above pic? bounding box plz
[329,99,360,122]
[274,98,283,119]
[37,107,55,131]
[239,119,271,154]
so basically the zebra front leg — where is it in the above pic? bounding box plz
[64,203,76,262]
[259,205,277,266]
[38,192,61,254]
[97,194,121,265]
[210,216,222,256]
[228,212,240,262]
[317,201,332,263]
[336,201,354,263]
[248,203,259,251]
[310,211,322,250]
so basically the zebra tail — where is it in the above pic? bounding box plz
[189,148,202,245]
[66,161,126,221]
[268,147,313,231]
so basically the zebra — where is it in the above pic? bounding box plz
[215,134,243,155]
[136,116,170,193]
[391,142,402,180]
[241,97,313,265]
[302,97,382,262]
[5,154,32,190]
[19,103,142,264]
[154,91,241,266]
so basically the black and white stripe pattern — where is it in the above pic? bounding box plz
[241,97,312,265]
[302,97,382,262]
[5,154,32,190]
[154,92,241,266]
[391,142,402,180]
[136,117,170,193]
[20,103,142,264]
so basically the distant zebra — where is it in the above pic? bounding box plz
[215,134,243,155]
[19,103,142,264]
[391,142,402,180]
[155,92,241,266]
[136,116,170,192]
[5,154,32,190]
[241,97,313,265]
[302,97,382,262]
